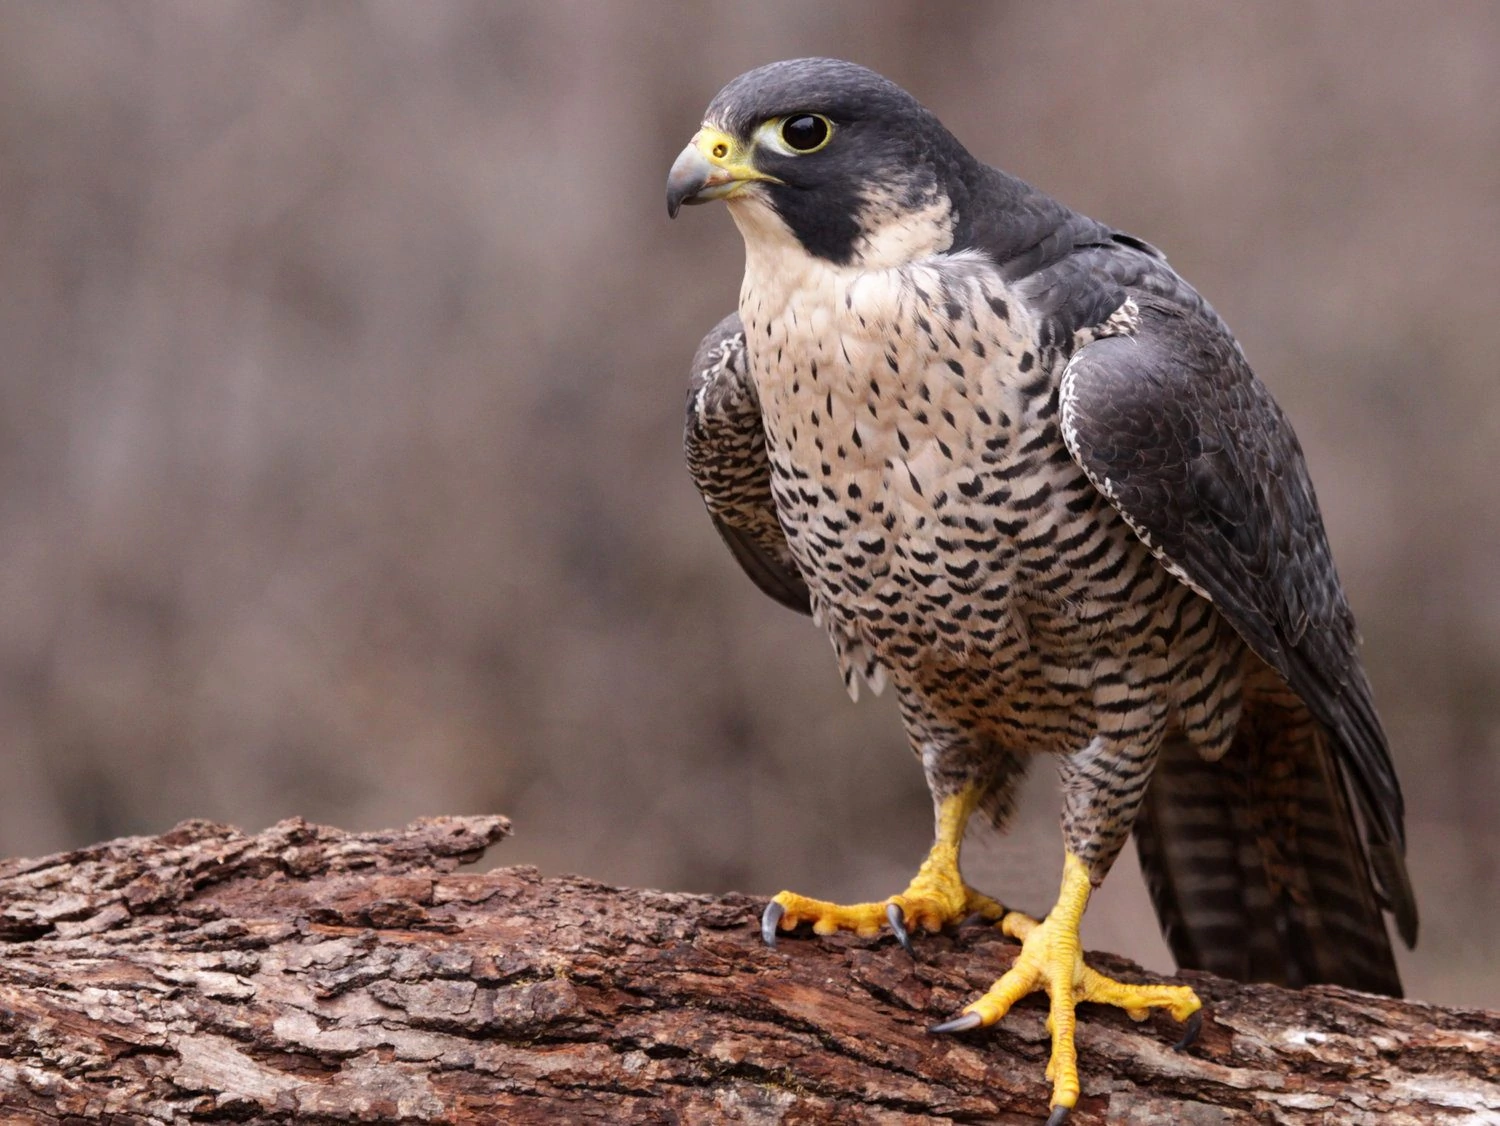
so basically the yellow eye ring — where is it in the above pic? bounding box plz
[778,113,833,154]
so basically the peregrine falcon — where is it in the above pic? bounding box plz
[669,59,1416,1122]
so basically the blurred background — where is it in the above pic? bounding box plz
[0,2,1495,1007]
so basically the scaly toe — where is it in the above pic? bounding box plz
[760,891,892,942]
[763,882,998,949]
[1046,1106,1071,1126]
[961,886,1009,923]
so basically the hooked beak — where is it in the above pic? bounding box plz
[667,127,779,218]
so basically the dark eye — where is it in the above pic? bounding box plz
[780,114,831,153]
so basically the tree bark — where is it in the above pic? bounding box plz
[0,817,1492,1125]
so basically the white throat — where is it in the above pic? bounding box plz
[727,188,958,334]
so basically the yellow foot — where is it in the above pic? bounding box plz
[763,790,1005,954]
[930,855,1202,1124]
[762,880,1004,953]
[761,818,1005,954]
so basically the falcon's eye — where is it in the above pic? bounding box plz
[780,114,832,153]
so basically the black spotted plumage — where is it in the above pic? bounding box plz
[685,313,810,615]
[676,57,1414,1005]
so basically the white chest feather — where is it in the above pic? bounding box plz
[743,248,1039,510]
[733,202,1086,664]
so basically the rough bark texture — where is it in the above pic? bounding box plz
[0,817,1493,1125]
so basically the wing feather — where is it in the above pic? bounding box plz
[1061,292,1416,946]
[684,313,811,617]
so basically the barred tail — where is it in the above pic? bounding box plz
[1134,686,1407,997]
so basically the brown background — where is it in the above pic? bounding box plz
[0,2,1494,1007]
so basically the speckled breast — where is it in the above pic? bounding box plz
[742,253,1151,687]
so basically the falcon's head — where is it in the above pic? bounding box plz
[667,59,981,269]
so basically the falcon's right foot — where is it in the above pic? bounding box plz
[760,790,1004,954]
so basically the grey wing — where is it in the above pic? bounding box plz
[685,313,810,616]
[1061,291,1417,947]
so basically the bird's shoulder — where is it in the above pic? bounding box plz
[686,313,754,423]
[947,165,1225,349]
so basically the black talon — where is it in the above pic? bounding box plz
[928,1011,983,1034]
[959,910,1005,928]
[1173,1008,1204,1052]
[761,900,785,948]
[1046,1106,1071,1126]
[886,902,915,956]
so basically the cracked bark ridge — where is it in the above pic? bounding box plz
[0,817,1494,1124]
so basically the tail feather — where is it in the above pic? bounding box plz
[1135,675,1406,997]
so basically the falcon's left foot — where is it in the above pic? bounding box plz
[931,852,1202,1124]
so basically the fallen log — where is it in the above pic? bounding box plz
[0,816,1493,1124]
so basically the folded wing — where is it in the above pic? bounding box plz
[685,313,811,616]
[1061,291,1416,993]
